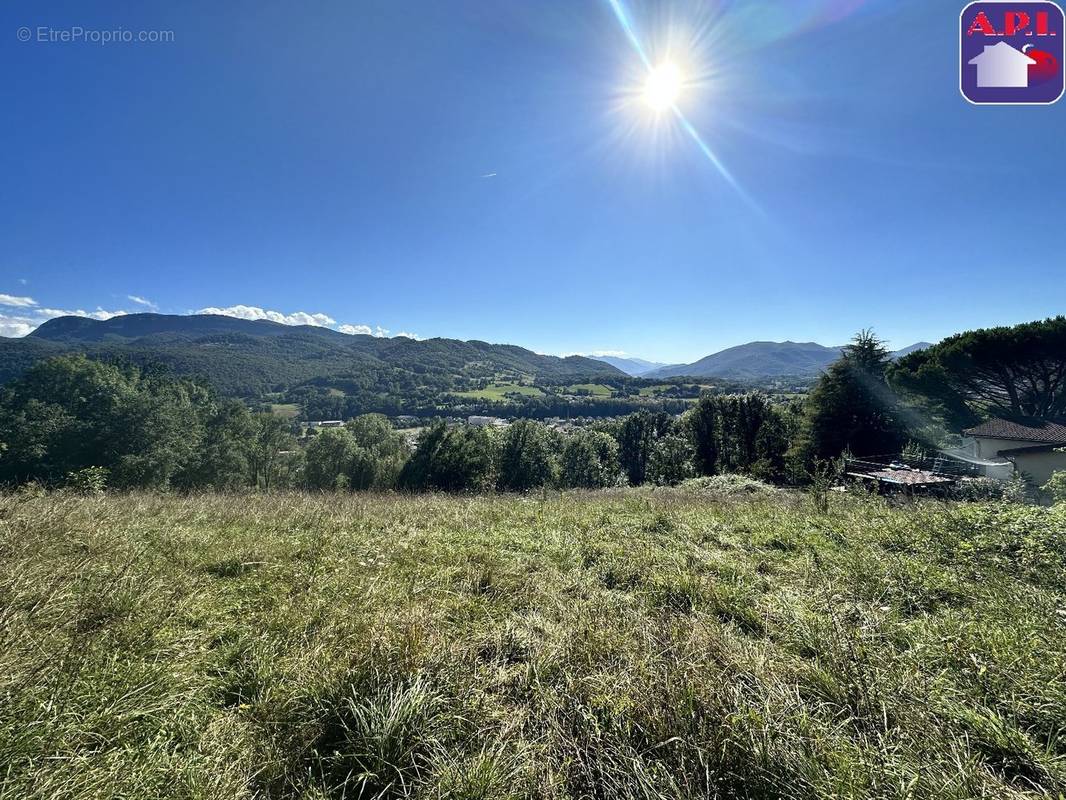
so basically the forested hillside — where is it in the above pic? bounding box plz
[0,314,621,397]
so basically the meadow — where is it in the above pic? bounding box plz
[451,383,546,401]
[1,487,1064,799]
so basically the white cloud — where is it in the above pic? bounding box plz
[201,305,414,339]
[0,306,131,337]
[0,294,37,308]
[0,314,37,337]
[37,307,129,322]
[127,295,158,309]
[339,323,390,337]
[0,297,419,342]
[197,305,337,328]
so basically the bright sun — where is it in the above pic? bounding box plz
[643,63,683,111]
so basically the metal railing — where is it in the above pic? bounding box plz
[843,452,982,479]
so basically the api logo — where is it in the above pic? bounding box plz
[961,2,1064,104]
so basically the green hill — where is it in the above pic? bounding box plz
[0,313,621,396]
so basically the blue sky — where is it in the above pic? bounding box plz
[2,0,1064,363]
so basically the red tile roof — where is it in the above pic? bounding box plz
[963,418,1066,445]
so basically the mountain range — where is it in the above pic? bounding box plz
[588,356,667,376]
[0,314,932,395]
[610,341,931,380]
[0,314,621,395]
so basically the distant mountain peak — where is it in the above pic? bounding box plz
[644,339,932,381]
[589,355,668,377]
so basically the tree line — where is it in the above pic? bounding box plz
[3,317,1062,492]
[0,355,795,492]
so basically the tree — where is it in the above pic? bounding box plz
[175,399,253,490]
[304,428,363,490]
[344,414,408,490]
[247,414,299,490]
[617,411,673,486]
[752,410,790,481]
[399,423,496,492]
[646,432,696,486]
[560,430,619,489]
[497,419,557,492]
[688,395,720,476]
[799,330,911,461]
[0,355,212,489]
[890,316,1066,427]
[1044,471,1066,504]
[686,392,789,480]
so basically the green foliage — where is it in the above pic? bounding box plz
[304,417,407,492]
[560,430,619,489]
[679,474,779,497]
[891,315,1066,427]
[345,414,409,490]
[646,432,695,486]
[247,413,300,490]
[64,466,109,494]
[807,458,837,513]
[0,355,258,489]
[686,392,790,480]
[616,411,674,486]
[953,477,1014,502]
[798,330,911,461]
[497,420,557,492]
[400,423,496,492]
[1044,470,1066,503]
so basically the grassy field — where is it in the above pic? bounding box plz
[452,383,545,401]
[269,403,301,419]
[1,489,1065,799]
[561,383,614,397]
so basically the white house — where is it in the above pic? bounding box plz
[467,415,507,428]
[962,418,1066,485]
[968,42,1037,88]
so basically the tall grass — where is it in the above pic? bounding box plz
[0,488,1063,798]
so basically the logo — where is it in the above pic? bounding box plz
[961,2,1065,104]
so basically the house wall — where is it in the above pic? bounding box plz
[972,437,1020,460]
[971,436,1066,486]
[1013,450,1066,487]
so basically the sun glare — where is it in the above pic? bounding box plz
[643,63,683,111]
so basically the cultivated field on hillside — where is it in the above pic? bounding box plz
[1,490,1064,799]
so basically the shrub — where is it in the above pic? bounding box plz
[953,477,1011,502]
[65,466,109,494]
[679,474,778,497]
[1043,470,1066,503]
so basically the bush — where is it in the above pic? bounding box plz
[679,474,778,497]
[65,466,109,495]
[1043,470,1066,503]
[953,477,1012,502]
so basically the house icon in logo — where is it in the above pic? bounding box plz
[968,41,1038,88]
